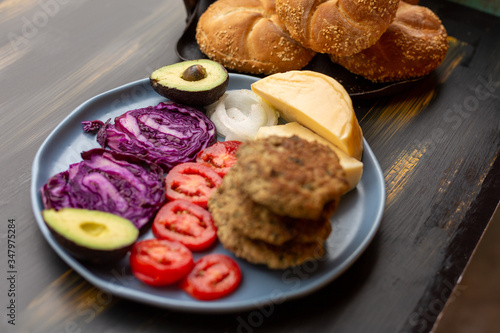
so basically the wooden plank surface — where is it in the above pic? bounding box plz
[0,0,498,332]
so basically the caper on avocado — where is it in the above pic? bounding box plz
[150,59,229,107]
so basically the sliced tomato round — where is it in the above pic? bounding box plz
[152,200,217,251]
[196,140,242,177]
[165,162,222,208]
[179,254,242,300]
[129,239,194,286]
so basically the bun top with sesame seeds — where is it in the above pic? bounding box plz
[195,0,316,75]
[329,1,449,82]
[275,0,400,56]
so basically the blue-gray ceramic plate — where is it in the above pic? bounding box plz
[31,74,385,313]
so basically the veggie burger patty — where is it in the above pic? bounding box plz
[208,135,348,269]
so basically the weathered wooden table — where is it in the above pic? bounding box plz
[1,0,498,332]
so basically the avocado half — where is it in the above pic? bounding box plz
[150,59,229,107]
[42,208,139,265]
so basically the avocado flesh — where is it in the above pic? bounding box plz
[42,208,139,264]
[150,59,229,106]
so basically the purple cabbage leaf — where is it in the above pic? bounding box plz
[93,102,216,171]
[41,148,165,229]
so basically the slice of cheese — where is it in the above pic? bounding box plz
[256,122,363,192]
[251,70,363,160]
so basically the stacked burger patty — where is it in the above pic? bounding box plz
[208,136,349,269]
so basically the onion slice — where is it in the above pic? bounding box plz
[206,90,278,141]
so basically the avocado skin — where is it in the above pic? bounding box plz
[42,208,139,265]
[150,60,229,107]
[150,79,229,107]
